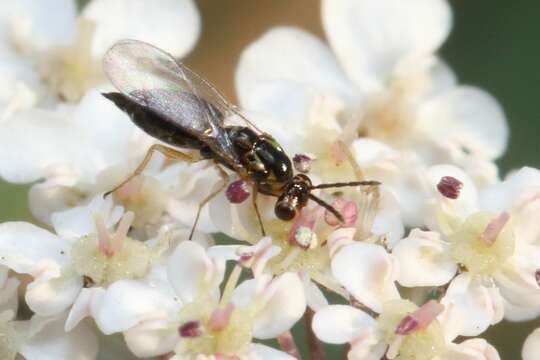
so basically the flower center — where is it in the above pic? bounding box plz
[378,300,446,360]
[39,19,103,102]
[71,212,157,286]
[175,296,254,357]
[450,211,515,276]
[266,207,331,276]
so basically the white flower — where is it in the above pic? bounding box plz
[312,299,500,360]
[0,87,223,235]
[210,184,403,310]
[393,166,540,325]
[523,327,540,360]
[0,311,98,360]
[0,0,200,108]
[0,195,170,329]
[94,240,304,359]
[235,0,508,222]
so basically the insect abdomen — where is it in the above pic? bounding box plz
[102,92,204,150]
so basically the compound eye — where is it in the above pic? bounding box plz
[275,201,296,221]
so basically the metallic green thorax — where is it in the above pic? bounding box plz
[226,126,293,196]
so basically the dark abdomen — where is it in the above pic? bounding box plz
[102,92,205,150]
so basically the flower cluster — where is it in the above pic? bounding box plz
[0,0,538,359]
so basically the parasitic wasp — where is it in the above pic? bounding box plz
[102,39,378,239]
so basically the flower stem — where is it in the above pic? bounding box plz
[277,331,302,359]
[304,308,325,360]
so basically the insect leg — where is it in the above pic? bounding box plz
[251,187,266,237]
[104,144,197,198]
[189,163,229,240]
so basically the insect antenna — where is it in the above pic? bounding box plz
[308,193,345,223]
[309,180,380,190]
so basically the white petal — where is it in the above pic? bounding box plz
[209,189,265,241]
[65,287,105,332]
[0,109,81,183]
[302,275,328,311]
[322,0,452,90]
[523,327,540,360]
[82,0,200,59]
[424,164,479,230]
[94,279,180,334]
[251,343,296,360]
[124,326,179,358]
[419,86,508,159]
[0,222,69,274]
[19,314,98,360]
[29,182,86,225]
[165,162,223,234]
[26,275,82,317]
[73,87,151,170]
[441,339,500,360]
[51,195,123,241]
[236,26,355,116]
[493,260,540,321]
[0,275,19,314]
[332,242,399,313]
[440,273,503,339]
[393,229,457,287]
[312,305,377,344]
[167,241,224,303]
[371,189,405,248]
[480,166,540,213]
[501,299,540,322]
[253,273,306,339]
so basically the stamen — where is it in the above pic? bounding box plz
[324,198,358,227]
[395,300,444,336]
[94,214,113,257]
[219,265,243,308]
[226,180,250,204]
[535,269,540,288]
[294,227,318,250]
[208,303,235,331]
[275,247,302,271]
[178,321,202,338]
[386,335,403,359]
[111,211,135,253]
[287,207,319,249]
[357,186,380,240]
[481,212,510,247]
[437,176,463,200]
[293,154,314,173]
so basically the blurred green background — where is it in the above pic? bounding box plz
[1,0,539,358]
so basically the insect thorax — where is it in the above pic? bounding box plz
[226,126,293,195]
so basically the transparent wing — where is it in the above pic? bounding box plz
[103,39,242,167]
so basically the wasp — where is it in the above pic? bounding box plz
[102,39,378,239]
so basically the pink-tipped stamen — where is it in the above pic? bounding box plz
[111,211,135,253]
[95,214,113,257]
[208,303,235,331]
[324,198,358,227]
[395,300,444,336]
[481,212,510,247]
